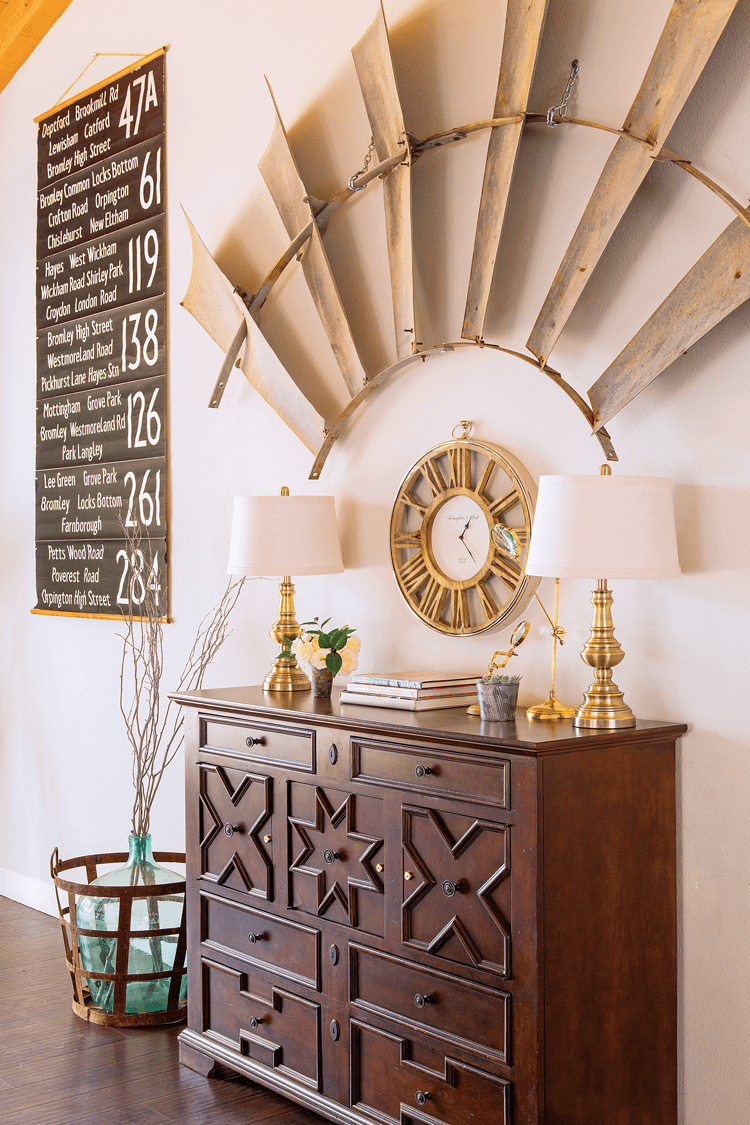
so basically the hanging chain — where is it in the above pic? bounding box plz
[546,60,579,128]
[349,138,376,191]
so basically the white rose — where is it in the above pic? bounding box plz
[339,638,360,675]
[291,632,318,668]
[309,646,330,670]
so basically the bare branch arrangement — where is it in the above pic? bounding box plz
[118,523,245,838]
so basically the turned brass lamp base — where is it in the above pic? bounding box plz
[573,579,635,729]
[263,575,311,693]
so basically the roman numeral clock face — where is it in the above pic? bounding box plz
[389,439,537,635]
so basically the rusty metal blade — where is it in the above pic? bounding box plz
[180,212,326,453]
[352,2,414,359]
[527,0,739,365]
[462,0,549,342]
[258,83,367,396]
[589,217,750,430]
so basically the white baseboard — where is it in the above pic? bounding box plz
[0,866,58,917]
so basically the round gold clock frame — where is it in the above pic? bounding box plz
[389,428,537,636]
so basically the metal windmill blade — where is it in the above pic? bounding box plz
[181,212,326,454]
[462,0,549,343]
[259,81,368,400]
[588,215,750,430]
[351,1,415,360]
[526,0,740,367]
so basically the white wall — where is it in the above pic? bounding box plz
[1,1,748,1121]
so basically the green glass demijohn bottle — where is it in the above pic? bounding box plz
[76,835,186,1014]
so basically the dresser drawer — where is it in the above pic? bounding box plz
[201,715,315,771]
[350,943,509,1064]
[351,1019,510,1125]
[201,957,322,1091]
[351,737,509,810]
[200,890,320,991]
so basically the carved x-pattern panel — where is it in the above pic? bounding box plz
[199,762,273,900]
[402,805,511,977]
[289,785,384,933]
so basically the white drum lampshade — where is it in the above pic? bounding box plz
[228,489,344,692]
[525,470,680,728]
[228,493,344,577]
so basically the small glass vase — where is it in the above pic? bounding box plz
[312,667,334,698]
[75,835,186,1014]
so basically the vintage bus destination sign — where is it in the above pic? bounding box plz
[33,50,167,620]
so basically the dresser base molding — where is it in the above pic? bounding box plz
[179,1027,368,1125]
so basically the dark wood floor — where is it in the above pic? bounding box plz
[0,895,327,1125]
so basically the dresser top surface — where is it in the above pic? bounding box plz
[171,685,686,756]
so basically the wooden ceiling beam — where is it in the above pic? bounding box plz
[0,0,73,94]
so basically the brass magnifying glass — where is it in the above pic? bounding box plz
[466,620,529,716]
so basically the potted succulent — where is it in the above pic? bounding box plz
[280,616,359,697]
[476,673,521,721]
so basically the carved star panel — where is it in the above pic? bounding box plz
[288,784,384,936]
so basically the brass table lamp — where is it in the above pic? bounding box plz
[524,467,681,728]
[227,488,344,691]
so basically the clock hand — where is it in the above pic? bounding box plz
[460,535,477,563]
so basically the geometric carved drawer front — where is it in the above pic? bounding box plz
[352,738,509,810]
[198,762,273,899]
[402,805,511,978]
[289,783,385,937]
[350,1020,510,1125]
[201,958,322,1091]
[200,890,321,990]
[349,943,510,1064]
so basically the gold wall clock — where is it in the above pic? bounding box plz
[389,426,537,635]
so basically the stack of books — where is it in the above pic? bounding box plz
[340,671,480,711]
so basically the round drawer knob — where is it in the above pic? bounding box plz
[249,1016,264,1029]
[442,879,462,898]
[415,765,433,779]
[415,1091,431,1106]
[404,871,414,881]
[246,736,262,747]
[414,993,432,1009]
[263,834,272,844]
[324,849,340,864]
[375,863,384,873]
[224,823,240,837]
[247,933,263,945]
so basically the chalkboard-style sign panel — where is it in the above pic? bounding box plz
[36,456,166,542]
[37,214,165,329]
[35,537,168,619]
[36,373,165,471]
[37,294,166,400]
[37,53,164,192]
[37,134,165,259]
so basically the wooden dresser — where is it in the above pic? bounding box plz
[173,685,685,1125]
